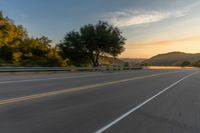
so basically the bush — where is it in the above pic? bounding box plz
[180,61,191,67]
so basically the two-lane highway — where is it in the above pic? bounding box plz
[0,69,199,133]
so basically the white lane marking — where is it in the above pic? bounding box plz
[95,71,199,133]
[0,71,134,84]
[0,70,180,84]
[0,71,183,106]
[0,71,129,84]
[0,75,98,84]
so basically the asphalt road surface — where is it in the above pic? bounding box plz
[0,69,199,133]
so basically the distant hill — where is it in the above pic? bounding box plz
[99,56,125,67]
[143,52,200,66]
[120,58,146,66]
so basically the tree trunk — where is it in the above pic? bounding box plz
[89,54,96,67]
[95,53,99,67]
[88,51,100,67]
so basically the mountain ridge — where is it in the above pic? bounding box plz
[143,51,200,66]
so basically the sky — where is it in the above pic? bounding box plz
[0,0,200,58]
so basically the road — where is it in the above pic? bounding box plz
[0,69,199,133]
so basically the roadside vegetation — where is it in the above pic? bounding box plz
[0,11,125,67]
[58,21,125,67]
[143,60,200,67]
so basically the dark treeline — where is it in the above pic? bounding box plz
[177,61,200,67]
[0,11,125,67]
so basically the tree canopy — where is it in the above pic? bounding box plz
[0,11,126,67]
[0,11,64,66]
[58,21,126,67]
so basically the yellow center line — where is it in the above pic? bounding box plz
[0,70,185,106]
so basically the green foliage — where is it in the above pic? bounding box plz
[58,21,126,67]
[58,31,90,66]
[192,60,200,67]
[0,11,64,67]
[0,11,126,67]
[180,61,191,67]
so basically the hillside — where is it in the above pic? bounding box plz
[99,56,125,67]
[120,58,146,66]
[143,52,200,66]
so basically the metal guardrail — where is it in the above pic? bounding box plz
[0,66,142,72]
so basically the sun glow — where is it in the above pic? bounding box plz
[120,36,200,58]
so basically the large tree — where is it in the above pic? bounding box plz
[58,21,126,67]
[0,11,64,67]
[0,11,28,63]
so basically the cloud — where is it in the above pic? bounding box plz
[134,36,200,46]
[104,9,188,27]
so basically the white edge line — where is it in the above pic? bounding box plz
[0,75,93,84]
[95,71,199,133]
